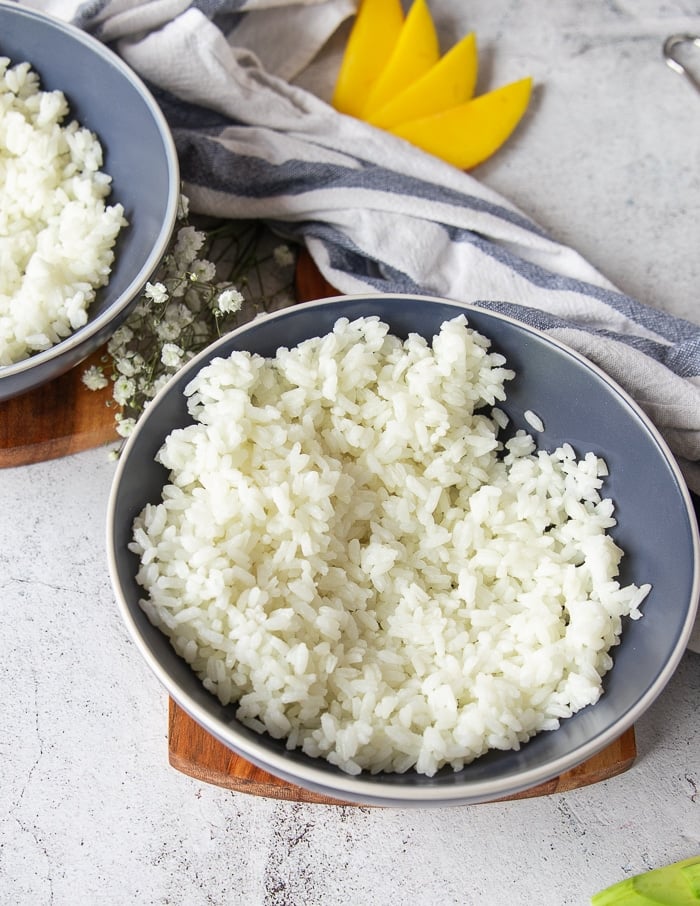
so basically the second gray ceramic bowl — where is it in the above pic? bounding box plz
[108,295,699,807]
[0,1,179,399]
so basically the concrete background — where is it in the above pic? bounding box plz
[2,1,699,903]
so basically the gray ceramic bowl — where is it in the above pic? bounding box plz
[107,295,699,807]
[0,1,179,400]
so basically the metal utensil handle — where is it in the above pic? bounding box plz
[663,34,700,94]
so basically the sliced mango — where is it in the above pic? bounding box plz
[367,32,478,130]
[389,76,533,169]
[361,0,440,118]
[333,0,534,169]
[332,0,405,117]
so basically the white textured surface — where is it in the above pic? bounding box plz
[2,1,700,903]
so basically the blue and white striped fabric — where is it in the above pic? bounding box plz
[25,0,700,493]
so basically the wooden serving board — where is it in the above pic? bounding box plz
[0,345,117,467]
[0,249,638,801]
[169,699,637,804]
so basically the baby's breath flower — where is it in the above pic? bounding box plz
[217,288,244,315]
[155,302,194,341]
[150,374,171,398]
[171,302,196,328]
[109,324,133,349]
[161,343,184,368]
[113,375,136,406]
[115,354,142,377]
[82,364,108,390]
[156,319,184,342]
[173,225,205,267]
[115,417,136,438]
[169,279,187,299]
[130,299,152,319]
[82,197,297,456]
[273,244,294,268]
[190,259,217,283]
[145,281,168,305]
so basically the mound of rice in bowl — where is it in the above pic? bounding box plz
[0,57,126,365]
[130,315,650,777]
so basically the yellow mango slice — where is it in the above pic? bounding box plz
[332,0,405,117]
[367,32,478,130]
[389,76,533,169]
[362,0,440,117]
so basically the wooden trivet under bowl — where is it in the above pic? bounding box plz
[0,345,118,468]
[168,699,637,804]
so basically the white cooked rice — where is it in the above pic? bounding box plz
[0,57,127,366]
[130,315,650,777]
[524,408,545,432]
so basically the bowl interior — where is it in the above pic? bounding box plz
[108,295,699,805]
[0,2,178,382]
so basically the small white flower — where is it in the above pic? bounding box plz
[172,302,195,328]
[190,259,217,283]
[155,302,193,342]
[109,325,133,350]
[115,353,143,377]
[130,299,152,319]
[156,320,181,342]
[169,278,187,299]
[173,226,205,267]
[115,417,136,438]
[161,342,184,368]
[113,375,136,406]
[150,374,171,398]
[273,244,294,268]
[145,281,168,305]
[82,365,108,391]
[95,213,295,453]
[216,287,244,315]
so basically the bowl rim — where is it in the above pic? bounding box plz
[0,0,180,379]
[107,293,700,806]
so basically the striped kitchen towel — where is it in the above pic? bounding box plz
[24,0,700,494]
